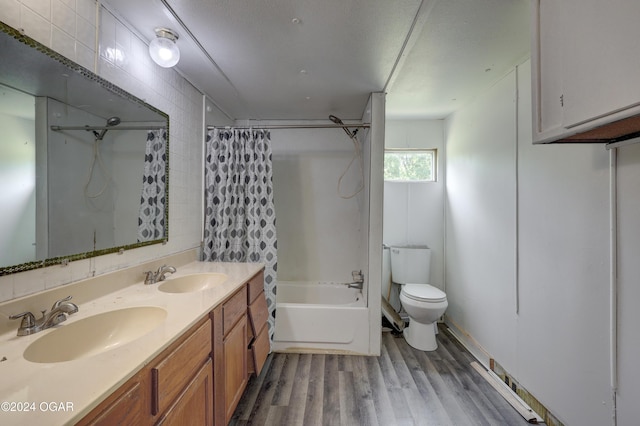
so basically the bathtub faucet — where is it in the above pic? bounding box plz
[348,270,364,289]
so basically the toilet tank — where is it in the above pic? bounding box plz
[390,246,431,285]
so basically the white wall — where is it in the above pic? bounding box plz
[270,123,366,283]
[46,99,116,257]
[0,2,209,302]
[445,71,518,371]
[384,119,445,305]
[365,93,385,355]
[516,62,611,425]
[445,61,615,425]
[112,129,147,246]
[0,112,36,266]
[615,141,640,425]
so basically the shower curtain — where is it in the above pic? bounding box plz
[203,128,277,339]
[138,129,167,242]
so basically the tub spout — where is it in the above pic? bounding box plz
[348,270,364,289]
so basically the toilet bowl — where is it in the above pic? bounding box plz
[399,283,448,351]
[390,246,448,351]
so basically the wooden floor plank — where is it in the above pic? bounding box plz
[231,325,534,426]
[433,357,493,426]
[231,354,273,421]
[239,351,286,425]
[270,353,299,406]
[264,405,287,425]
[338,371,359,426]
[303,354,325,425]
[322,354,340,426]
[351,356,379,426]
[391,333,456,426]
[365,352,400,425]
[281,353,312,425]
[375,340,414,424]
[403,343,476,426]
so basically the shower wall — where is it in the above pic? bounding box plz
[271,124,366,283]
[0,110,35,266]
[44,99,115,257]
[44,99,146,258]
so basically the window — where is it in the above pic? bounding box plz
[384,149,437,182]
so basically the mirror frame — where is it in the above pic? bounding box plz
[0,21,169,276]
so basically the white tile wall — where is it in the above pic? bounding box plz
[0,2,205,302]
[3,0,97,68]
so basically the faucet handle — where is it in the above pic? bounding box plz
[143,270,157,285]
[9,312,36,328]
[51,295,72,310]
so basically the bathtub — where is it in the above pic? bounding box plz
[272,281,369,354]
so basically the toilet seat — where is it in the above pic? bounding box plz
[401,284,447,303]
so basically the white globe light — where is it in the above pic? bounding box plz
[149,28,180,68]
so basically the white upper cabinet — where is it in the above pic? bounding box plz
[532,0,640,143]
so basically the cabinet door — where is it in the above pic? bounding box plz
[560,0,640,127]
[77,379,146,426]
[224,315,248,424]
[250,324,270,376]
[151,320,212,416]
[155,359,214,426]
[534,0,565,135]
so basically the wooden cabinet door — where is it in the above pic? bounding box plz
[224,315,248,424]
[155,358,214,426]
[151,320,212,417]
[77,377,147,426]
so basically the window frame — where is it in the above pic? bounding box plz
[383,148,438,183]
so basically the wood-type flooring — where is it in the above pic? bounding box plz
[231,325,532,426]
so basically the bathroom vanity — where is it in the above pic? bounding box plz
[0,258,268,426]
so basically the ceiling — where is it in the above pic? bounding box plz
[104,0,530,122]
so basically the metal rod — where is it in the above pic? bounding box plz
[207,123,371,130]
[606,137,640,150]
[51,125,166,131]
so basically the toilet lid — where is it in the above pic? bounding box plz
[402,284,447,302]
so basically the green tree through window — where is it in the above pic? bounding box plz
[384,150,436,182]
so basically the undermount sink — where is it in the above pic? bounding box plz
[158,273,228,293]
[23,306,167,363]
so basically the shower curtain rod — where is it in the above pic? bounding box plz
[207,123,371,130]
[50,125,166,131]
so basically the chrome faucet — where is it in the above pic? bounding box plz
[347,281,364,290]
[9,296,79,336]
[143,265,176,285]
[347,270,365,289]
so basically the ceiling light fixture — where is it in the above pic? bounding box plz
[149,27,180,68]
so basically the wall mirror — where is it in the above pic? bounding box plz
[0,21,169,275]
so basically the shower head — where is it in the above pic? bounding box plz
[95,116,121,140]
[329,114,344,125]
[329,114,356,139]
[106,116,121,127]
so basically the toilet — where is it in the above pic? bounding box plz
[390,246,448,351]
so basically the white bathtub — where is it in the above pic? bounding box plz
[272,281,369,354]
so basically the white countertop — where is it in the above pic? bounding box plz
[0,261,264,425]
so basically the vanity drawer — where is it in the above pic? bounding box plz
[152,319,212,416]
[223,286,247,335]
[248,292,269,337]
[250,324,270,376]
[246,270,265,304]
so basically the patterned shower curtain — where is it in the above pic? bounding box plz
[203,128,277,339]
[138,129,167,242]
